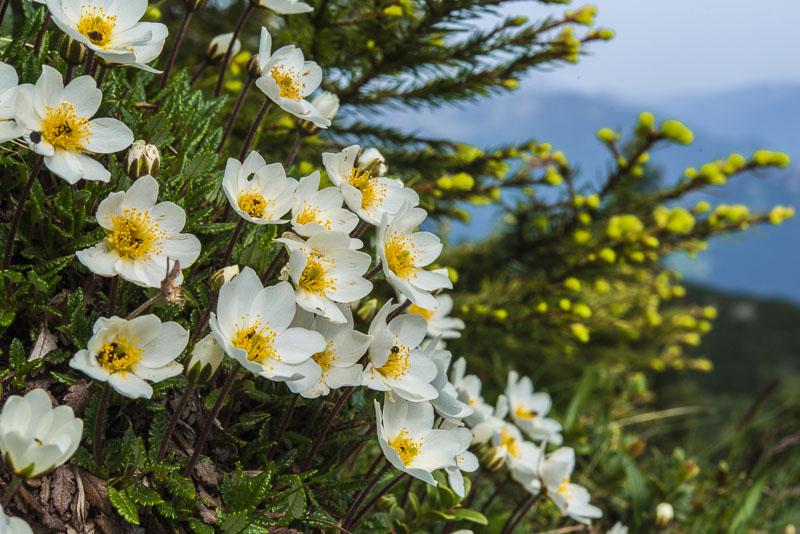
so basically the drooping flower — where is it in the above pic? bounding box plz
[442,420,479,497]
[222,151,298,225]
[378,204,452,309]
[506,371,563,445]
[291,171,359,237]
[0,505,33,534]
[209,267,326,383]
[309,91,339,123]
[375,394,463,485]
[322,145,419,226]
[206,32,242,64]
[46,0,168,71]
[255,28,329,128]
[251,0,313,15]
[286,306,371,398]
[488,421,541,474]
[70,315,188,399]
[14,66,133,183]
[450,357,493,427]
[0,62,24,143]
[540,447,603,524]
[422,341,473,423]
[407,292,465,339]
[0,389,83,478]
[363,301,438,402]
[277,231,372,323]
[76,175,201,288]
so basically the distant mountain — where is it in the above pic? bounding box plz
[382,84,800,302]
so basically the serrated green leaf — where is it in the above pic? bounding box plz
[108,487,140,525]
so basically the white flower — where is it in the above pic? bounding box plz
[14,66,133,183]
[422,342,473,423]
[506,371,563,445]
[277,231,373,323]
[470,395,509,444]
[375,394,463,485]
[322,145,419,226]
[0,505,33,534]
[407,293,465,339]
[252,0,313,14]
[359,147,388,177]
[70,315,187,399]
[310,91,339,123]
[186,333,225,382]
[450,357,493,427]
[655,502,674,526]
[442,421,478,497]
[0,389,82,478]
[291,171,359,237]
[0,62,24,142]
[540,447,602,525]
[489,421,541,475]
[378,204,452,309]
[209,267,326,383]
[255,28,329,128]
[608,522,629,534]
[363,301,438,402]
[46,0,168,71]
[223,151,298,224]
[286,307,371,398]
[206,32,242,63]
[76,175,201,288]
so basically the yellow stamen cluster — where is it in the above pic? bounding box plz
[348,167,386,209]
[299,254,335,295]
[77,6,117,49]
[271,65,304,101]
[311,342,335,372]
[296,202,331,229]
[232,322,278,364]
[97,338,142,373]
[377,344,410,378]
[107,208,164,260]
[408,304,435,321]
[389,429,422,466]
[385,233,417,280]
[514,403,538,420]
[499,426,520,458]
[238,190,270,218]
[40,102,91,152]
[557,477,571,498]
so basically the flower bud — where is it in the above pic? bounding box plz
[479,443,506,472]
[206,33,242,65]
[59,35,87,65]
[186,334,224,383]
[358,148,388,177]
[300,91,340,133]
[126,140,161,179]
[660,119,694,145]
[655,502,674,526]
[212,265,240,290]
[185,0,207,11]
[247,55,263,79]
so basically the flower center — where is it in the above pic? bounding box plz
[389,429,422,466]
[232,321,278,364]
[514,403,538,420]
[499,426,520,458]
[299,254,335,295]
[107,208,164,260]
[557,477,571,498]
[377,343,410,379]
[296,202,331,229]
[77,6,117,48]
[408,304,435,321]
[97,337,142,373]
[271,65,303,101]
[348,168,386,209]
[311,342,335,372]
[238,190,270,218]
[40,102,91,152]
[385,233,417,280]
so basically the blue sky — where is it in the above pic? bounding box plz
[498,0,800,98]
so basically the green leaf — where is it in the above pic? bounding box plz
[108,487,140,525]
[188,519,216,534]
[453,508,488,525]
[127,483,164,506]
[563,366,595,431]
[728,477,766,533]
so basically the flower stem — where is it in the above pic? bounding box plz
[480,473,510,513]
[260,247,287,284]
[217,77,254,154]
[462,470,484,507]
[347,471,406,529]
[221,218,246,267]
[387,300,412,322]
[3,157,43,269]
[64,63,75,84]
[0,0,10,28]
[93,383,112,466]
[213,4,253,97]
[301,387,353,470]
[341,457,388,527]
[239,99,272,161]
[268,394,298,459]
[126,293,161,320]
[184,370,238,476]
[1,476,21,508]
[33,11,51,53]
[189,61,209,87]
[285,132,304,166]
[499,492,541,534]
[157,379,196,461]
[108,276,119,316]
[160,9,194,88]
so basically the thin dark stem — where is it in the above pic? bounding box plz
[3,157,43,268]
[462,470,484,508]
[365,263,382,281]
[157,380,196,461]
[260,247,287,284]
[189,61,210,87]
[0,0,10,28]
[93,383,112,465]
[184,370,238,476]
[107,276,119,316]
[342,458,388,527]
[221,218,246,267]
[214,4,253,97]
[398,476,413,508]
[1,476,21,508]
[94,64,108,86]
[160,10,193,88]
[189,289,217,347]
[126,293,160,320]
[347,472,406,529]
[480,474,510,513]
[500,492,541,534]
[217,77,254,154]
[64,63,75,83]
[387,300,412,322]
[285,132,304,167]
[269,394,298,458]
[239,99,272,161]
[86,52,97,77]
[302,387,353,470]
[33,12,51,53]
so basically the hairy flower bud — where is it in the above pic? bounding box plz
[479,443,506,472]
[186,334,224,383]
[359,148,388,176]
[299,91,339,132]
[206,33,242,65]
[212,265,240,290]
[655,502,674,526]
[126,140,161,179]
[58,34,87,65]
[247,55,263,79]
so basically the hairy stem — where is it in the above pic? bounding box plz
[160,10,194,87]
[500,492,541,534]
[184,370,238,475]
[33,11,50,53]
[301,387,353,470]
[260,247,287,284]
[217,77,254,154]
[342,458,389,527]
[3,157,43,268]
[93,383,112,466]
[239,99,272,160]
[213,4,253,97]
[221,218,246,268]
[347,471,406,529]
[157,380,196,461]
[269,394,298,459]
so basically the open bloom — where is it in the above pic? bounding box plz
[76,175,201,288]
[407,292,465,339]
[223,151,297,224]
[506,371,563,445]
[287,307,371,398]
[253,0,313,14]
[70,315,187,399]
[379,205,452,309]
[0,62,24,142]
[450,357,493,427]
[278,232,372,323]
[442,421,478,497]
[540,447,602,524]
[0,389,83,478]
[0,506,33,534]
[209,267,326,382]
[322,145,419,226]
[47,0,168,71]
[375,394,463,486]
[15,66,133,183]
[363,301,438,402]
[255,28,329,128]
[291,171,358,237]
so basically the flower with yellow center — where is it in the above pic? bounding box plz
[106,208,165,260]
[70,315,188,399]
[39,101,91,152]
[384,232,418,280]
[506,370,563,445]
[389,429,422,465]
[270,65,303,101]
[407,293,465,339]
[223,151,297,225]
[238,191,271,218]
[0,62,25,143]
[450,357,493,427]
[291,171,358,237]
[232,322,278,365]
[443,421,479,498]
[500,426,521,458]
[76,6,116,48]
[540,447,602,525]
[408,304,435,321]
[421,341,474,423]
[377,344,411,378]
